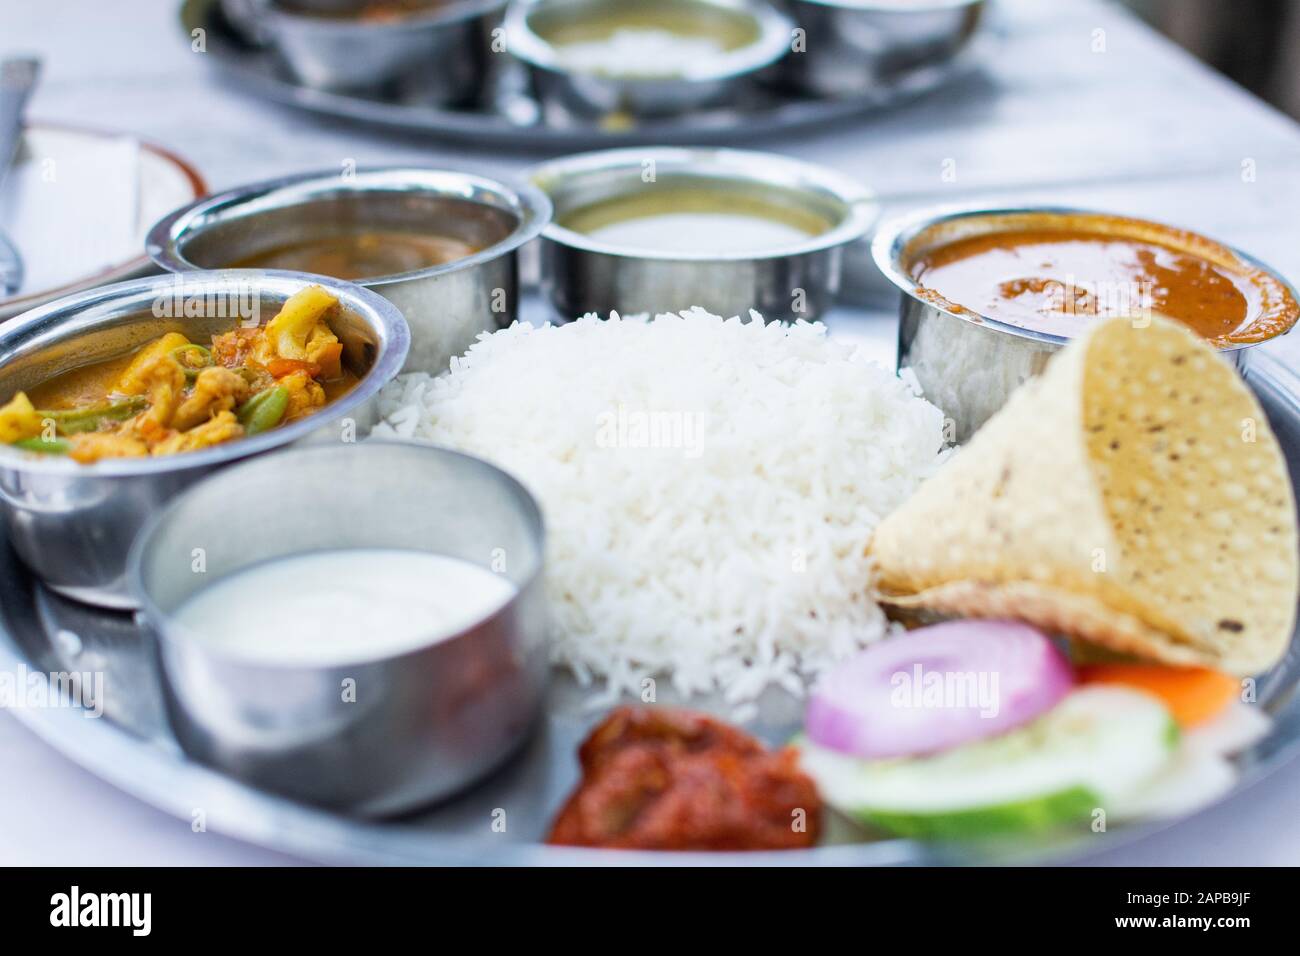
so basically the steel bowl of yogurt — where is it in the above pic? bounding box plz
[129,441,547,816]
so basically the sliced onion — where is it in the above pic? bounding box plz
[806,620,1075,759]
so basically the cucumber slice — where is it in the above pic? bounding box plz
[798,686,1178,838]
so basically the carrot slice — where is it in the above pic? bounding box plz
[1077,664,1239,727]
[266,358,321,380]
[313,342,344,380]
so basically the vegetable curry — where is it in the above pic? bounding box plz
[907,214,1300,347]
[0,285,357,464]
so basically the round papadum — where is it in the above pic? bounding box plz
[870,315,1299,675]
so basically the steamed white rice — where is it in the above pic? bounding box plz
[374,309,947,709]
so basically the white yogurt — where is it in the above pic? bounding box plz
[172,549,516,665]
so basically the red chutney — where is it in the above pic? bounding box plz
[546,707,821,851]
[908,216,1299,347]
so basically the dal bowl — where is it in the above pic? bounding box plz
[873,204,1300,441]
[505,0,794,118]
[147,167,551,375]
[528,146,877,320]
[0,271,409,608]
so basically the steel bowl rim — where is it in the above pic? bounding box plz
[871,201,1300,353]
[264,0,506,31]
[128,439,547,671]
[527,145,878,263]
[146,166,554,287]
[0,269,410,478]
[504,0,795,84]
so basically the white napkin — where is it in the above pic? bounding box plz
[0,131,142,297]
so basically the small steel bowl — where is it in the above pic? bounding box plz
[775,0,986,98]
[0,271,409,608]
[505,0,794,119]
[528,146,877,320]
[130,441,548,816]
[147,167,552,375]
[873,204,1300,442]
[261,0,505,100]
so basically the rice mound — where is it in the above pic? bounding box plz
[374,309,948,708]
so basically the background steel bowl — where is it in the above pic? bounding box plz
[775,0,986,98]
[147,167,551,375]
[873,204,1299,441]
[218,0,271,45]
[131,441,548,816]
[505,0,794,118]
[0,270,409,608]
[260,0,506,101]
[528,146,877,320]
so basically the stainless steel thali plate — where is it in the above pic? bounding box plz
[180,0,993,149]
[1,301,1298,866]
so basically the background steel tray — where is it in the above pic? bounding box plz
[181,0,993,150]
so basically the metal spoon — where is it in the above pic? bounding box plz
[0,58,41,299]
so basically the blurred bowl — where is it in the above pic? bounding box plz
[132,441,548,816]
[528,146,877,320]
[219,0,272,45]
[262,0,506,101]
[505,0,793,118]
[147,166,551,374]
[776,0,985,98]
[0,271,409,608]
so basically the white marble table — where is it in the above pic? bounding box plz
[2,0,1300,865]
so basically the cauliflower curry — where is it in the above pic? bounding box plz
[0,286,358,464]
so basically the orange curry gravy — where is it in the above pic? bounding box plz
[230,231,481,282]
[909,216,1299,346]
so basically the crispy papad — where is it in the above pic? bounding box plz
[870,316,1299,675]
